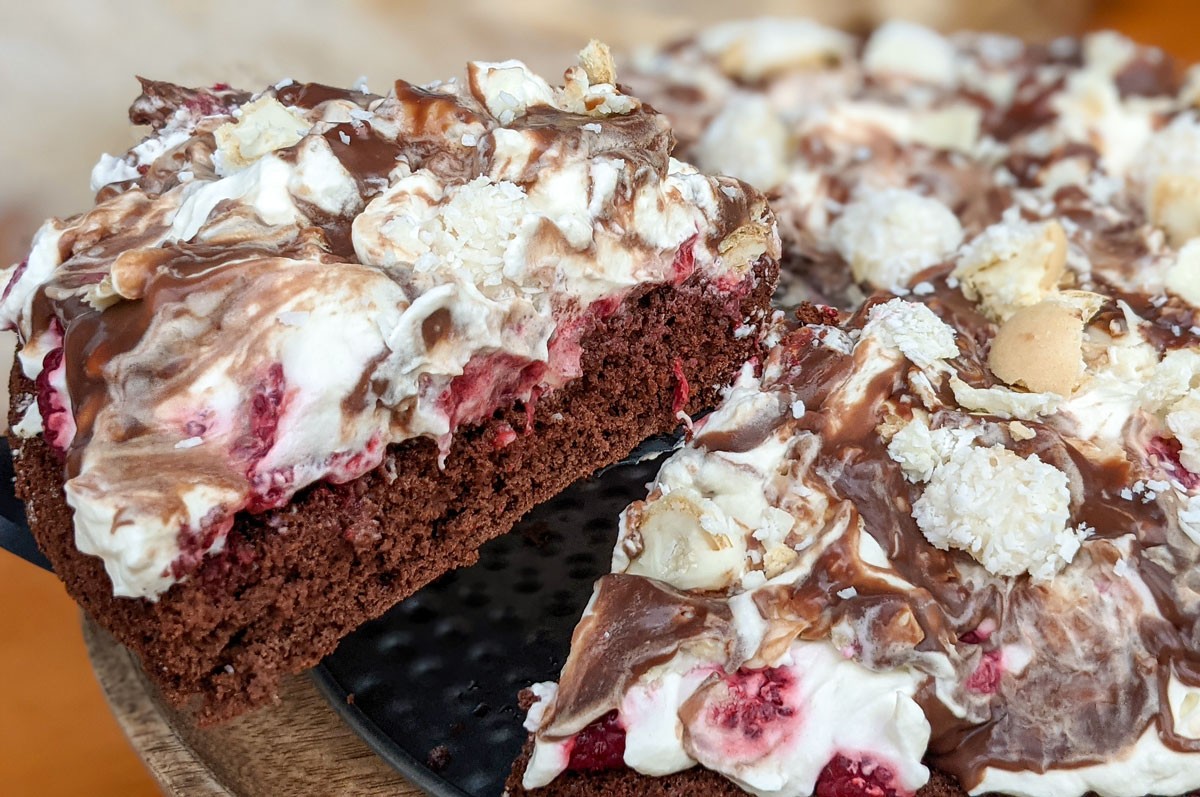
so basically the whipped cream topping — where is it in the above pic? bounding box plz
[0,46,777,598]
[525,24,1200,789]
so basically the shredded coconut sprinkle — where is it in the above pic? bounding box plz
[861,298,959,368]
[913,444,1083,583]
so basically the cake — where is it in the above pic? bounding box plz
[512,285,1200,797]
[1,43,778,721]
[623,19,1193,308]
[509,22,1200,797]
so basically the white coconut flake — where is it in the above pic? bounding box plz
[861,298,959,369]
[887,416,977,483]
[830,188,964,293]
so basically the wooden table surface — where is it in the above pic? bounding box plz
[0,2,1194,795]
[78,619,422,797]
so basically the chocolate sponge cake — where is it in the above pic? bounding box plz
[511,22,1200,797]
[1,44,778,721]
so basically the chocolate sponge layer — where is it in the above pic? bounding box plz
[10,261,775,723]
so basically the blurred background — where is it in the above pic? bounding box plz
[0,0,1188,793]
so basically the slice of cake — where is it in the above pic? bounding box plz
[510,26,1200,797]
[1,43,778,721]
[624,20,1191,308]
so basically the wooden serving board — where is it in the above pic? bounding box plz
[82,617,424,797]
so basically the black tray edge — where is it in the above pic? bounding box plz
[311,662,470,797]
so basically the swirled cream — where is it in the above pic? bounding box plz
[0,44,777,599]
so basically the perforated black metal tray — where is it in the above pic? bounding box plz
[0,436,667,796]
[312,453,663,796]
[0,440,47,570]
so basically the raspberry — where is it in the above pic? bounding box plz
[522,385,544,433]
[171,508,235,580]
[439,352,547,429]
[965,649,1003,694]
[543,294,624,386]
[671,358,690,416]
[234,363,286,466]
[182,89,235,118]
[588,295,623,319]
[685,664,803,766]
[815,753,908,797]
[1148,436,1200,490]
[713,269,755,295]
[566,711,626,772]
[492,422,518,451]
[233,363,294,510]
[35,348,66,448]
[246,466,297,513]
[324,435,385,484]
[671,236,697,285]
[708,667,796,741]
[192,526,257,586]
[34,325,77,456]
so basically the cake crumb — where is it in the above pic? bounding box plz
[426,745,452,772]
[1008,421,1036,441]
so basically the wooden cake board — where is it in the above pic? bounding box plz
[82,616,424,797]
